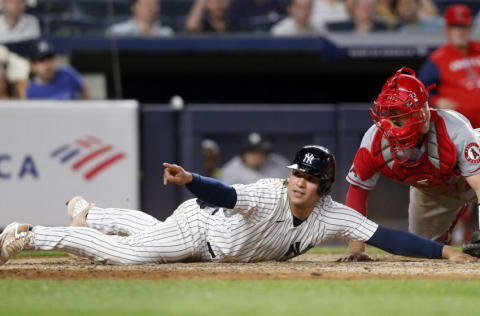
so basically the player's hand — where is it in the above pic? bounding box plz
[163,163,193,186]
[443,245,480,263]
[336,252,375,262]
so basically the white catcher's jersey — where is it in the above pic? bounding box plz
[346,110,480,198]
[184,178,378,262]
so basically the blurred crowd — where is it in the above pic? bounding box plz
[0,0,479,100]
[0,0,479,39]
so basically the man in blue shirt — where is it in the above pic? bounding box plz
[26,40,89,100]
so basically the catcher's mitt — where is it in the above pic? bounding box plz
[462,231,480,258]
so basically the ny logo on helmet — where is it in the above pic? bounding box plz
[303,153,315,164]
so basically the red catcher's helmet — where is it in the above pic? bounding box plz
[370,67,434,163]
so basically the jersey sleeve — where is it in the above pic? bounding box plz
[346,125,381,190]
[442,110,480,176]
[321,199,378,242]
[232,179,282,216]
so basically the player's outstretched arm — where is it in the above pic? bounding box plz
[163,163,237,209]
[163,163,193,186]
[366,226,480,263]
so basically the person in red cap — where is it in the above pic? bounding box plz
[418,4,480,128]
[418,4,480,245]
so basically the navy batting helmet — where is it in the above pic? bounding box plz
[287,145,336,196]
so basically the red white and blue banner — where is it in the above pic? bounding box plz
[0,100,139,226]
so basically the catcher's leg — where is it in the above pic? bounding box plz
[408,187,465,243]
[32,215,195,265]
[68,196,160,236]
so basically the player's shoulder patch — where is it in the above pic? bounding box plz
[464,142,480,164]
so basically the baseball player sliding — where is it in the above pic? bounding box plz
[344,67,480,262]
[0,145,477,264]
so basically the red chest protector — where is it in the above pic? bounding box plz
[368,110,460,187]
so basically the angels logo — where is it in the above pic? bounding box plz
[464,143,480,163]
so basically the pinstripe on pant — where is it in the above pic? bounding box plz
[32,200,208,265]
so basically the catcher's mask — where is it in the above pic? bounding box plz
[287,145,336,196]
[370,67,435,164]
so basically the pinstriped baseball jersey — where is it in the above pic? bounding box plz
[198,178,378,262]
[31,178,378,264]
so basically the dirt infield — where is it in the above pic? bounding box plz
[2,253,480,281]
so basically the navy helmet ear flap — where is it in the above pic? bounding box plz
[287,145,336,196]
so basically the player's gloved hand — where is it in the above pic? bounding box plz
[163,163,193,186]
[336,252,375,262]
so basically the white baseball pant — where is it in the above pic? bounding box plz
[32,199,212,264]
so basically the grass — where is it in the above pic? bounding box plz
[0,279,479,316]
[15,250,69,258]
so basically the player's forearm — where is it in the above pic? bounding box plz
[185,173,237,208]
[366,225,444,259]
[345,184,369,216]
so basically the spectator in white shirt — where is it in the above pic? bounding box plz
[309,0,349,31]
[271,0,323,36]
[0,0,40,43]
[107,0,173,37]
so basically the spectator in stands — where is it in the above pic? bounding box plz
[0,0,40,43]
[218,132,290,185]
[309,0,349,32]
[271,0,323,36]
[376,0,397,26]
[391,0,442,33]
[0,63,13,98]
[227,0,287,32]
[26,40,89,100]
[107,0,173,37]
[377,0,438,26]
[185,0,230,33]
[0,44,29,98]
[327,0,388,33]
[201,139,221,178]
[418,4,480,128]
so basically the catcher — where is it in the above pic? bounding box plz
[343,67,480,261]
